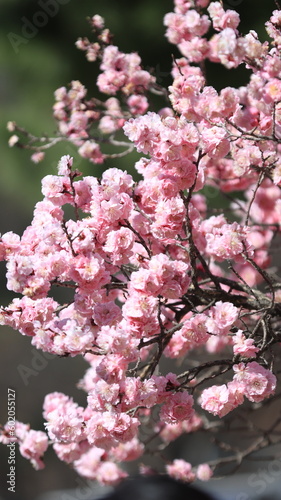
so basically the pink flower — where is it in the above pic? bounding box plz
[43,392,86,443]
[95,461,128,485]
[41,175,72,205]
[127,94,149,115]
[31,152,45,163]
[93,301,122,326]
[0,421,29,444]
[19,429,49,470]
[74,447,105,479]
[166,459,196,482]
[109,437,144,462]
[96,354,129,383]
[233,362,276,403]
[204,221,253,261]
[69,254,110,293]
[152,196,186,240]
[122,292,159,338]
[53,441,90,463]
[78,141,104,164]
[101,167,134,197]
[43,392,71,417]
[88,380,120,411]
[160,392,194,424]
[210,28,245,68]
[44,404,85,443]
[86,410,139,450]
[232,330,259,358]
[160,414,203,443]
[97,45,154,96]
[200,126,230,159]
[196,463,213,481]
[103,227,135,264]
[208,2,240,31]
[206,301,239,334]
[130,253,190,299]
[200,384,241,417]
[100,193,133,223]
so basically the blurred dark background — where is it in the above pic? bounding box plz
[0,1,276,499]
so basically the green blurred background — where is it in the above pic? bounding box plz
[0,1,276,499]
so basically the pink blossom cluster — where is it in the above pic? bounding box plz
[2,0,281,487]
[201,362,276,417]
[0,421,48,470]
[51,27,154,165]
[166,459,213,483]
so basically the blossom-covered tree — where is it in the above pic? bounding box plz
[2,0,281,487]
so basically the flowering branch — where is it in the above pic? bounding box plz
[2,0,281,488]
